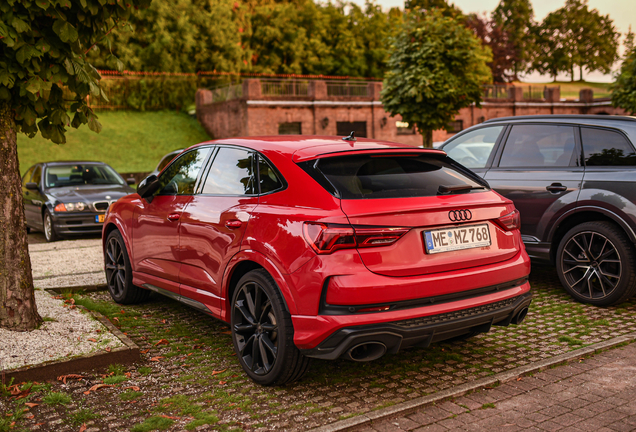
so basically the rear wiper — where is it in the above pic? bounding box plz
[438,184,485,195]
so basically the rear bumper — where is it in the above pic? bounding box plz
[298,286,532,360]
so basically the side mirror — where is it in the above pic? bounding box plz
[25,182,38,191]
[137,175,160,200]
[126,177,136,185]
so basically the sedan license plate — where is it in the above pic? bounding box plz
[424,224,491,254]
[95,214,105,223]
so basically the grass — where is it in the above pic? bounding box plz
[43,391,72,406]
[103,375,128,385]
[131,416,174,432]
[67,408,100,426]
[120,390,144,401]
[17,110,210,176]
[108,364,127,375]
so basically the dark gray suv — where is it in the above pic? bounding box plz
[441,115,636,306]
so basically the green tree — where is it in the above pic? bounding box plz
[624,26,634,54]
[491,0,534,80]
[381,9,492,148]
[466,13,516,82]
[531,12,571,81]
[610,47,636,114]
[0,0,150,331]
[404,0,462,18]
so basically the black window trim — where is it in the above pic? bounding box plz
[490,122,583,170]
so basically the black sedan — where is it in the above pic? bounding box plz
[21,161,135,242]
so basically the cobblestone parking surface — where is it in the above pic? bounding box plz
[2,265,636,431]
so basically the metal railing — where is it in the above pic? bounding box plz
[523,85,547,101]
[483,85,510,99]
[327,81,369,97]
[261,79,309,97]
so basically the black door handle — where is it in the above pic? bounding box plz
[546,183,567,193]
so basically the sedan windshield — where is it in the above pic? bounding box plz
[45,164,124,188]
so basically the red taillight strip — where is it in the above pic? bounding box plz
[494,209,521,231]
[303,223,410,254]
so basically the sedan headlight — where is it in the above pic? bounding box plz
[54,202,88,212]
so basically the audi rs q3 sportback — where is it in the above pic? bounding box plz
[102,135,532,385]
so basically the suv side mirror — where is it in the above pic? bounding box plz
[25,182,38,191]
[137,175,160,201]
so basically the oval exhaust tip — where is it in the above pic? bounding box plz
[512,307,529,325]
[346,342,387,362]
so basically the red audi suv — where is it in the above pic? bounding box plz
[103,135,531,385]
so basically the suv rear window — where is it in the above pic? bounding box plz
[299,154,487,199]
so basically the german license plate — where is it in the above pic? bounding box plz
[95,214,105,223]
[423,224,491,254]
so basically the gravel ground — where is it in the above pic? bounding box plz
[0,290,123,371]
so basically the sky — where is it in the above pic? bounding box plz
[347,0,635,83]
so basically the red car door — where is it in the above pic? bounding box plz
[178,146,260,317]
[132,147,211,297]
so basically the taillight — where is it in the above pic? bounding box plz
[495,209,521,231]
[303,223,409,254]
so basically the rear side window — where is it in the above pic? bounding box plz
[443,126,503,168]
[499,125,576,168]
[582,127,636,166]
[201,147,256,195]
[258,157,283,194]
[300,154,486,199]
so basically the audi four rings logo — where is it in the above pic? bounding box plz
[448,209,472,221]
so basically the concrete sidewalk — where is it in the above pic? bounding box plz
[355,343,636,432]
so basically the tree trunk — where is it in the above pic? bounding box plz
[0,101,41,331]
[579,65,584,82]
[422,129,433,148]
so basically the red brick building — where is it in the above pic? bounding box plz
[196,79,625,146]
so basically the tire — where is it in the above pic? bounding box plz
[105,230,150,304]
[556,221,636,306]
[231,269,310,386]
[43,210,59,242]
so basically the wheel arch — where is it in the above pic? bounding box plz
[102,218,135,271]
[548,206,636,263]
[221,251,296,322]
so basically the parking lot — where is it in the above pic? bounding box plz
[5,238,636,431]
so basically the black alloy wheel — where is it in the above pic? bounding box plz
[231,269,310,385]
[557,221,636,306]
[104,230,149,304]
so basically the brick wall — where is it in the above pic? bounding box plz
[196,80,626,146]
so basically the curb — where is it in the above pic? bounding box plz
[309,332,636,432]
[3,307,139,384]
[45,284,106,294]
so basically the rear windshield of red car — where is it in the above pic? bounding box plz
[298,153,488,199]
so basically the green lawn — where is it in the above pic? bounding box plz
[17,111,210,176]
[515,80,612,99]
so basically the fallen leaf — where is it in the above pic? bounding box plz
[219,381,227,385]
[150,356,164,361]
[86,384,115,394]
[87,338,97,342]
[154,339,169,346]
[124,372,131,378]
[34,423,45,426]
[105,347,111,352]
[25,403,39,408]
[79,423,87,432]
[69,305,76,309]
[120,310,126,314]
[211,369,227,375]
[64,298,76,305]
[517,377,523,381]
[160,414,180,420]
[113,317,119,322]
[140,349,150,354]
[57,374,86,385]
[123,386,140,391]
[24,414,34,419]
[193,345,202,349]
[221,331,232,335]
[161,319,167,324]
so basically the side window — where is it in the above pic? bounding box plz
[258,157,283,194]
[582,128,636,166]
[201,147,256,195]
[443,126,503,168]
[499,125,576,168]
[22,166,35,185]
[157,147,210,195]
[32,166,43,186]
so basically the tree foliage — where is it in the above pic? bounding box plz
[381,9,492,147]
[532,0,619,81]
[465,13,515,83]
[1,0,150,144]
[611,47,636,115]
[491,0,534,79]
